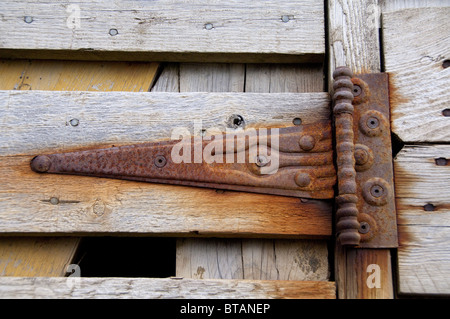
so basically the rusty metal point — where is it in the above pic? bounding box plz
[30,155,52,173]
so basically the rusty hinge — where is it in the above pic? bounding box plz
[29,67,397,248]
[332,66,398,248]
[31,121,336,199]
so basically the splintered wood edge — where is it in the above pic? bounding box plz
[0,277,336,299]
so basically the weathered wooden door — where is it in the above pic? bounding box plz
[0,0,449,300]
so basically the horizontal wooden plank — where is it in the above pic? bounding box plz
[0,277,336,299]
[383,7,450,142]
[0,90,332,236]
[394,145,450,294]
[0,90,330,156]
[0,0,324,63]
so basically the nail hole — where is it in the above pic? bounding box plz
[293,118,302,126]
[109,28,118,36]
[443,60,450,69]
[69,118,79,127]
[435,157,448,166]
[228,114,245,129]
[442,109,450,117]
[423,203,435,212]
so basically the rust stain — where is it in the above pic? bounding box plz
[387,72,411,108]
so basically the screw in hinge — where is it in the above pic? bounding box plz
[359,222,370,234]
[352,85,362,97]
[154,155,167,168]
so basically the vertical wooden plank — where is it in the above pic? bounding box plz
[0,59,159,276]
[328,0,394,299]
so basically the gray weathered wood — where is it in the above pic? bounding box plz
[328,0,381,84]
[328,0,394,299]
[0,277,336,299]
[245,64,324,93]
[383,7,450,142]
[0,0,324,63]
[0,90,330,156]
[0,90,332,236]
[394,145,450,294]
[381,0,450,12]
[176,238,330,281]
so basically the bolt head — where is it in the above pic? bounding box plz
[294,172,311,187]
[299,135,315,151]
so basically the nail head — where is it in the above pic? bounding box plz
[24,16,33,24]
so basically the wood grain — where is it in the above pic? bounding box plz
[0,277,336,299]
[394,145,450,294]
[0,237,80,277]
[0,0,324,63]
[328,0,394,299]
[383,7,450,142]
[328,0,381,84]
[176,238,330,281]
[0,90,332,236]
[0,90,330,156]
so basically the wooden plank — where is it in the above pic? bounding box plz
[0,90,332,236]
[0,237,80,276]
[176,238,330,281]
[328,0,381,83]
[383,7,450,142]
[394,145,450,294]
[174,62,331,281]
[245,64,324,93]
[0,59,159,276]
[0,277,336,299]
[381,0,450,12]
[0,91,330,156]
[0,0,324,63]
[328,0,394,299]
[0,60,159,92]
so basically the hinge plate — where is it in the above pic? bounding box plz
[333,68,398,248]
